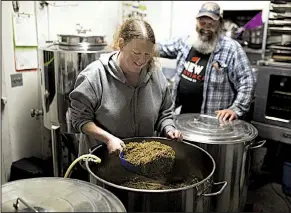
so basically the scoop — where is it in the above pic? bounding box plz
[119,151,176,179]
[119,151,141,174]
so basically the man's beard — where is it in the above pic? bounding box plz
[192,27,221,55]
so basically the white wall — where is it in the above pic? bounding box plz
[1,1,44,181]
[145,1,173,41]
[45,1,172,45]
[45,1,122,45]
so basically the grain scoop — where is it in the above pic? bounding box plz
[119,151,140,173]
[118,140,176,178]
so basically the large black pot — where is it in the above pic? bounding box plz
[86,137,227,212]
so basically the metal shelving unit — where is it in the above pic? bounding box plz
[260,0,291,67]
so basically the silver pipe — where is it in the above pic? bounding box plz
[51,125,62,177]
[34,1,45,159]
[261,2,271,60]
[47,4,50,41]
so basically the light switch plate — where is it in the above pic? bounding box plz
[11,73,23,87]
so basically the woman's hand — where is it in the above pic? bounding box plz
[81,122,126,154]
[166,130,183,142]
[106,136,126,154]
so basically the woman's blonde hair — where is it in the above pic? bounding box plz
[111,18,159,71]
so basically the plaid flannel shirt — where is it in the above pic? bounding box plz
[158,35,256,118]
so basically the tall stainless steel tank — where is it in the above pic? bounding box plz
[38,34,112,133]
[37,34,112,176]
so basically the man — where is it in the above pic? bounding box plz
[158,2,255,121]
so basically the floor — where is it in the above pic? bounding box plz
[245,182,291,212]
[243,140,291,212]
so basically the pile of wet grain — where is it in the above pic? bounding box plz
[122,175,200,190]
[123,141,175,178]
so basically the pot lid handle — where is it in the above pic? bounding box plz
[13,197,39,212]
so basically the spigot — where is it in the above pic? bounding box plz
[76,28,91,34]
[1,97,7,105]
[31,109,44,120]
[75,23,91,34]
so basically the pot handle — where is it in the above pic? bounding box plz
[248,140,266,150]
[202,181,227,197]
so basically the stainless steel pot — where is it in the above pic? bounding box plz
[174,114,266,212]
[1,177,126,212]
[86,137,228,212]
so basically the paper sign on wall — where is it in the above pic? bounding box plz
[122,1,147,22]
[12,13,38,47]
[14,49,38,71]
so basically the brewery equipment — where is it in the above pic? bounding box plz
[87,137,228,212]
[174,114,266,212]
[35,30,112,177]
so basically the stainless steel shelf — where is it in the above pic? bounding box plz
[269,27,291,34]
[261,2,291,64]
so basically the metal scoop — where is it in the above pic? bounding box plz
[119,151,141,174]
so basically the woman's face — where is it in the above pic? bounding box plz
[119,38,154,74]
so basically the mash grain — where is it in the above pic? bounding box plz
[122,175,200,190]
[123,141,175,178]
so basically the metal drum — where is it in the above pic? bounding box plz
[174,113,266,212]
[86,137,228,212]
[38,34,112,133]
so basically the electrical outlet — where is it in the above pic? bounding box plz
[11,73,23,88]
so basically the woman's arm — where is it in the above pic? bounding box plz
[69,72,124,153]
[81,122,113,143]
[69,73,98,133]
[82,122,125,153]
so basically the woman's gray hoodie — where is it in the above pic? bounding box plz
[69,51,176,156]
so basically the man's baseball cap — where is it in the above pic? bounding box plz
[196,2,221,21]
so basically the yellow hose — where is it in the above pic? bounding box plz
[64,154,101,178]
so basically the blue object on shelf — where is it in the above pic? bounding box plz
[282,161,291,196]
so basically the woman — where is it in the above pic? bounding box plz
[69,19,183,157]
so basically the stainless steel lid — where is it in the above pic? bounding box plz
[174,114,258,144]
[57,34,108,51]
[2,177,126,212]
